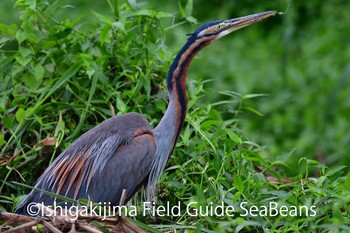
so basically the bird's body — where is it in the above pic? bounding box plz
[16,113,156,213]
[16,10,277,215]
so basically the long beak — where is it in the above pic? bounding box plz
[218,10,278,38]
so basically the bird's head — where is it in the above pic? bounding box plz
[168,10,278,91]
[190,10,278,43]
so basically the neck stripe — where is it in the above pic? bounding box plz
[171,38,213,147]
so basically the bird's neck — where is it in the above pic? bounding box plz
[147,37,211,201]
[154,38,211,153]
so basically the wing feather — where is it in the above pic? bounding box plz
[15,113,156,215]
[65,148,92,197]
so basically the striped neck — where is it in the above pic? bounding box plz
[158,36,213,147]
[148,34,214,201]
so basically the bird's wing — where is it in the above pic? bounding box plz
[16,113,156,214]
[85,133,156,204]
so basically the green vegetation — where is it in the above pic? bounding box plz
[1,0,349,232]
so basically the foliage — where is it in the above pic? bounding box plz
[1,0,349,232]
[1,0,173,211]
[186,0,350,172]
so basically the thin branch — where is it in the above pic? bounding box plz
[2,220,39,233]
[42,220,64,233]
[119,189,127,206]
[78,222,104,233]
[0,211,37,223]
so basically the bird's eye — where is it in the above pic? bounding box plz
[216,24,225,30]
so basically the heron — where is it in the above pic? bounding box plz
[15,10,277,215]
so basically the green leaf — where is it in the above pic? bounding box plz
[271,160,289,168]
[177,0,186,18]
[325,166,348,177]
[233,191,241,202]
[23,73,40,91]
[185,0,193,16]
[344,172,350,191]
[227,130,242,144]
[242,106,264,117]
[15,108,26,123]
[185,16,197,23]
[16,47,32,66]
[0,133,5,147]
[143,77,151,98]
[15,56,31,67]
[88,66,100,104]
[155,12,173,18]
[55,112,65,139]
[3,117,14,129]
[233,174,244,193]
[18,47,32,57]
[242,93,269,99]
[167,180,185,189]
[15,30,28,44]
[32,64,44,80]
[99,24,111,45]
[117,97,127,113]
[92,10,111,24]
[186,116,216,150]
[133,9,153,16]
[112,22,126,34]
[0,23,17,36]
[54,28,72,39]
[127,0,139,10]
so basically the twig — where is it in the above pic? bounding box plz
[118,217,146,233]
[35,203,74,227]
[78,222,104,233]
[110,103,116,117]
[2,219,39,233]
[42,220,64,233]
[68,221,78,233]
[0,211,37,223]
[119,189,127,206]
[1,191,147,233]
